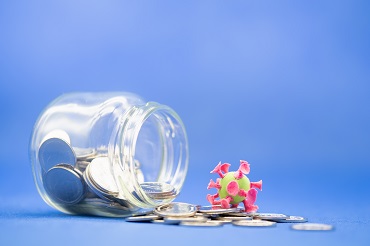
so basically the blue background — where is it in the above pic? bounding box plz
[1,0,369,245]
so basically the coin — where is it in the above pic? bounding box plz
[220,216,253,221]
[254,213,288,220]
[130,209,155,217]
[41,129,71,144]
[84,157,119,198]
[151,218,166,224]
[180,220,223,227]
[198,205,241,215]
[125,214,160,222]
[154,202,198,217]
[140,182,177,200]
[291,223,334,231]
[164,216,208,225]
[232,220,277,227]
[39,138,76,172]
[223,212,255,217]
[75,161,90,172]
[43,164,85,205]
[213,217,233,223]
[74,147,97,161]
[273,216,307,223]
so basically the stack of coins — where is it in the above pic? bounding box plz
[125,202,334,231]
[38,130,176,216]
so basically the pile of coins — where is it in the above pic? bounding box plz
[38,131,176,216]
[125,202,334,231]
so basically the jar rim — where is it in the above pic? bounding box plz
[111,102,189,208]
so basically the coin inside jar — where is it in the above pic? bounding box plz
[84,157,119,199]
[43,164,85,205]
[39,138,76,172]
[140,182,177,200]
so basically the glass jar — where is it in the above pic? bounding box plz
[30,92,189,217]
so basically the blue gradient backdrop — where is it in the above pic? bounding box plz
[1,1,369,245]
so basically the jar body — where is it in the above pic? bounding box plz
[30,92,189,217]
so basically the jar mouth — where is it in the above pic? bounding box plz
[112,102,189,208]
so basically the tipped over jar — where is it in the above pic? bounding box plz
[30,92,189,217]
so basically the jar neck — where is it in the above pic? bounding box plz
[111,102,189,208]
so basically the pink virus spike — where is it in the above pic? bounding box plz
[206,160,262,213]
[238,189,247,197]
[207,179,221,190]
[234,160,251,179]
[226,180,239,196]
[207,194,220,205]
[251,180,263,191]
[220,196,232,209]
[243,189,259,213]
[210,162,225,178]
[220,163,231,173]
[239,160,251,174]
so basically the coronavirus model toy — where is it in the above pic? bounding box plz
[207,160,262,213]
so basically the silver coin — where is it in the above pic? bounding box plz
[233,220,277,227]
[154,202,198,217]
[151,218,166,224]
[140,182,177,200]
[130,209,155,217]
[75,161,90,172]
[291,223,334,231]
[224,212,255,217]
[180,220,223,227]
[254,213,288,220]
[43,164,85,205]
[84,157,119,197]
[41,129,71,144]
[164,216,208,225]
[39,138,76,172]
[273,216,307,223]
[198,205,241,215]
[125,214,160,222]
[220,216,253,221]
[213,217,233,223]
[74,147,97,161]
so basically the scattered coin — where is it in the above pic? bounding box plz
[154,202,197,217]
[220,216,253,221]
[198,205,241,215]
[213,217,233,223]
[291,223,334,231]
[151,218,166,224]
[273,216,307,223]
[164,216,208,225]
[254,213,288,220]
[180,220,224,227]
[233,220,277,227]
[125,214,161,222]
[130,209,155,217]
[223,212,255,217]
[43,164,85,205]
